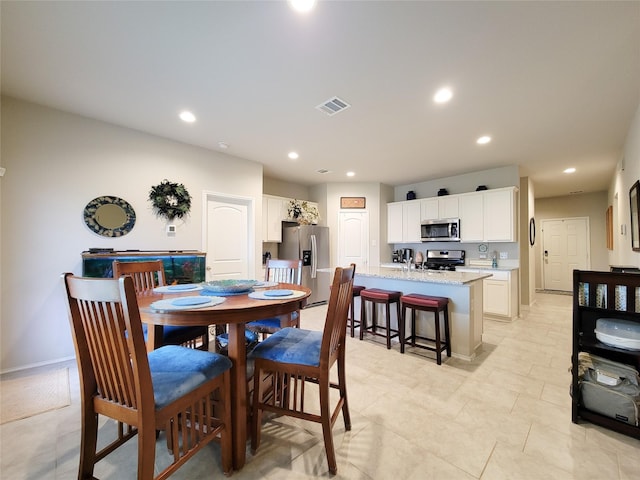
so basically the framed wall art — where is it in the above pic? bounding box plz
[630,180,640,251]
[340,197,366,209]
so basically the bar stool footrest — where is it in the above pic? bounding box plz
[403,334,449,353]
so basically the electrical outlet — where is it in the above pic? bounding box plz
[499,251,508,259]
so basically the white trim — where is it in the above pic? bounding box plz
[1,356,75,375]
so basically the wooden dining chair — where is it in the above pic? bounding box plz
[113,260,209,351]
[249,265,354,475]
[246,258,304,338]
[62,273,232,479]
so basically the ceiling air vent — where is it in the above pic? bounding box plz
[316,97,351,116]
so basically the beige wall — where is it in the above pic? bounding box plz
[609,103,640,268]
[519,177,536,307]
[534,191,609,289]
[263,176,310,201]
[0,97,264,372]
[394,165,520,202]
[318,182,393,268]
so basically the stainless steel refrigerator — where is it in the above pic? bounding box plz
[280,225,330,306]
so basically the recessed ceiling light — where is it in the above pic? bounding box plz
[218,142,229,149]
[346,171,355,177]
[288,152,299,160]
[179,111,196,123]
[288,0,316,13]
[476,136,492,145]
[433,87,453,104]
[564,167,576,174]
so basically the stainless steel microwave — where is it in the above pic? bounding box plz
[421,218,460,242]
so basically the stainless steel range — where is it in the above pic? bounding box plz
[420,250,465,271]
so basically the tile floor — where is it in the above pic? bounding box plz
[1,292,639,479]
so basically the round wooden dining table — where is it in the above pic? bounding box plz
[137,283,311,471]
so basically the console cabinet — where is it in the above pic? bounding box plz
[571,270,640,439]
[82,250,206,284]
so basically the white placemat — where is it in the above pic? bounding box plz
[150,296,225,311]
[248,290,307,300]
[153,284,203,293]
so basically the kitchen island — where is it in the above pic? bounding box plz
[343,267,492,360]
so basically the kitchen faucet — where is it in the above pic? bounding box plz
[403,257,412,272]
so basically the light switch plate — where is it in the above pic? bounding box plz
[166,224,176,234]
[499,251,508,259]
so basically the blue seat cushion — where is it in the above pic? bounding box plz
[141,323,205,344]
[249,327,322,367]
[216,330,259,349]
[247,311,299,332]
[246,317,280,330]
[148,345,232,409]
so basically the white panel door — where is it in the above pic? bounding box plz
[206,197,249,280]
[338,211,369,269]
[542,217,589,291]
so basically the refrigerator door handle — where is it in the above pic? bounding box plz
[311,234,317,278]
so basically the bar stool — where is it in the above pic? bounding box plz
[347,285,365,337]
[400,293,451,365]
[359,288,402,349]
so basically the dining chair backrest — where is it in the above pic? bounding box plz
[63,272,232,478]
[249,265,355,474]
[321,265,355,368]
[64,273,153,413]
[113,260,166,294]
[264,258,303,285]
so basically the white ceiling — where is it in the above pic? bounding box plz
[2,1,639,198]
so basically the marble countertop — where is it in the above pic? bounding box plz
[321,267,492,285]
[380,263,519,272]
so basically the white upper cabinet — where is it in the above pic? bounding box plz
[448,186,518,243]
[389,186,518,244]
[420,196,459,220]
[387,201,421,243]
[459,192,484,242]
[439,196,459,218]
[421,198,439,221]
[263,195,287,242]
[387,202,404,243]
[483,187,518,242]
[403,201,422,243]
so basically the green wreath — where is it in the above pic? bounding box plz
[148,180,192,221]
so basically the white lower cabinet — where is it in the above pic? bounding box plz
[484,278,510,316]
[458,268,518,320]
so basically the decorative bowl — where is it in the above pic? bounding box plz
[201,279,258,294]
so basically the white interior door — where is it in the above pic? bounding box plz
[542,217,589,291]
[338,211,369,269]
[204,194,251,280]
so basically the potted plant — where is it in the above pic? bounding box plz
[287,199,319,225]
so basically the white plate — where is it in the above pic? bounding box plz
[150,296,225,311]
[153,284,203,293]
[248,290,307,300]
